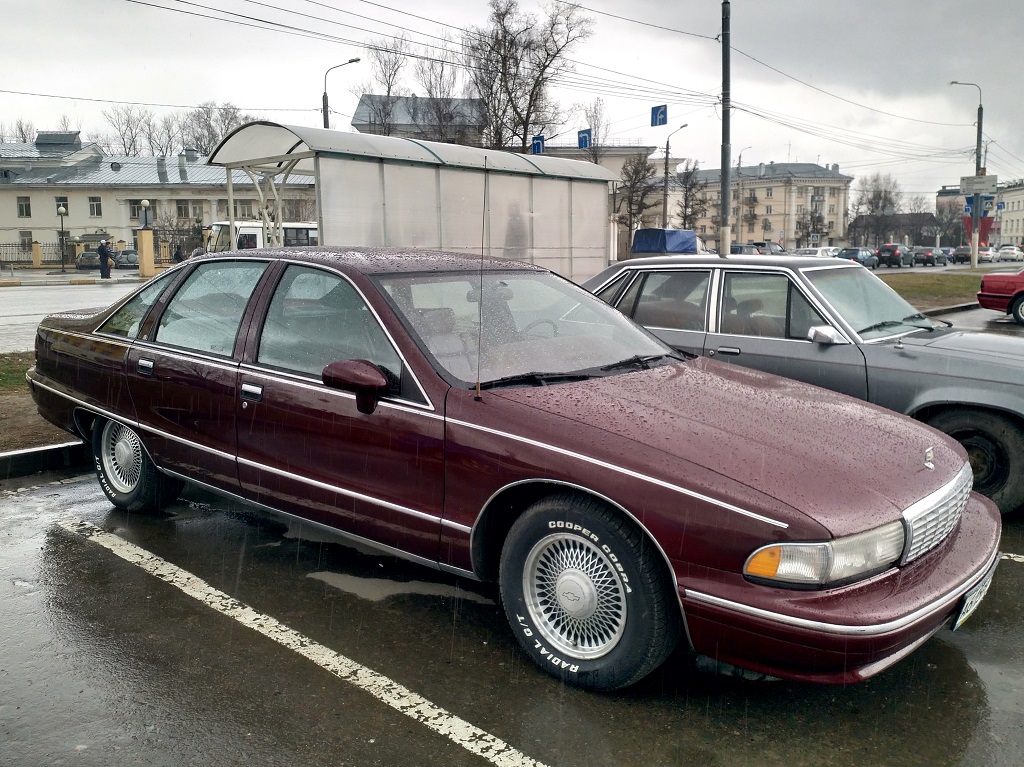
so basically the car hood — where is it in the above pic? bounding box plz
[892,328,1024,373]
[492,358,964,536]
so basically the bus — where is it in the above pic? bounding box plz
[206,221,319,253]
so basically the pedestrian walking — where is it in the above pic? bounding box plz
[173,243,184,263]
[97,240,114,279]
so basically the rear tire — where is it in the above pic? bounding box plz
[499,494,680,690]
[927,409,1024,515]
[92,418,181,512]
[1011,296,1024,326]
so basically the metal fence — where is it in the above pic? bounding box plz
[0,242,33,265]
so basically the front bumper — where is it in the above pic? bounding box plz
[677,493,1001,684]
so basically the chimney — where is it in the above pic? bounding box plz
[183,147,198,162]
[178,153,188,181]
[156,156,168,183]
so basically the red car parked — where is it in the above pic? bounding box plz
[27,248,1000,691]
[978,268,1024,324]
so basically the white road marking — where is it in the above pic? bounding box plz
[1001,552,1024,564]
[57,517,545,767]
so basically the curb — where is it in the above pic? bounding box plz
[0,276,145,288]
[0,441,91,480]
[924,302,980,316]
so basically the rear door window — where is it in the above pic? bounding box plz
[155,261,268,356]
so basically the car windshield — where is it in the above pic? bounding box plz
[802,266,933,340]
[377,270,673,385]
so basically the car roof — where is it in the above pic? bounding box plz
[584,253,859,280]
[190,246,546,275]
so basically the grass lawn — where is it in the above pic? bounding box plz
[878,269,989,311]
[0,351,34,392]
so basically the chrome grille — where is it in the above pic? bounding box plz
[901,463,973,564]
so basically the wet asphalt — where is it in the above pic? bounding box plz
[2,469,1024,767]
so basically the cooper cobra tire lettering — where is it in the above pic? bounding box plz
[500,493,680,691]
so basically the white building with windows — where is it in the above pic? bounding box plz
[0,131,314,261]
[658,161,854,252]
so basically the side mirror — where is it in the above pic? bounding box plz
[807,325,849,345]
[322,359,388,414]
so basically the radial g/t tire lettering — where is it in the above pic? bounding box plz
[499,493,680,691]
[92,418,182,512]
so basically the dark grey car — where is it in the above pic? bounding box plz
[583,254,1024,515]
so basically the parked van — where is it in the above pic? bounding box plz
[206,221,318,253]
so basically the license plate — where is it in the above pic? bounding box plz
[952,561,997,631]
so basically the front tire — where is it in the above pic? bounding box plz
[499,494,680,691]
[927,409,1024,515]
[92,418,181,512]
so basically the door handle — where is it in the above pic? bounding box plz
[137,357,154,375]
[715,347,741,356]
[240,382,263,402]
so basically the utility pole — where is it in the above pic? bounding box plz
[719,1,731,257]
[950,81,983,267]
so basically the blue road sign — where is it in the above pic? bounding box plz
[997,201,1006,210]
[964,205,972,214]
[577,129,592,149]
[651,105,667,126]
[531,135,545,154]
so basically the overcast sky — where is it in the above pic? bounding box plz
[4,0,1022,203]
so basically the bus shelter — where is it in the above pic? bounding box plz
[207,121,618,279]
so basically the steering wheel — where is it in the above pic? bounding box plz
[521,318,559,337]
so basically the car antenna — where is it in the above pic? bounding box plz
[475,158,488,401]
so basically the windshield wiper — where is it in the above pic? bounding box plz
[479,371,593,390]
[857,315,933,335]
[599,353,682,373]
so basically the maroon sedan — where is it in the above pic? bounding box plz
[28,248,1000,691]
[978,268,1024,324]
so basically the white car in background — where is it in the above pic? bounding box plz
[978,246,996,263]
[793,247,835,258]
[997,245,1023,262]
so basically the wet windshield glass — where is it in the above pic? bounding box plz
[377,270,671,384]
[803,266,932,340]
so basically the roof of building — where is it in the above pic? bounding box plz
[351,95,485,131]
[665,162,854,187]
[0,149,313,188]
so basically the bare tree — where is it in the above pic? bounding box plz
[463,0,592,151]
[181,102,260,155]
[56,114,80,132]
[673,160,709,229]
[850,172,904,247]
[83,131,120,154]
[354,35,410,136]
[616,151,659,248]
[14,118,35,142]
[935,198,966,246]
[101,104,152,155]
[579,96,609,164]
[413,36,469,143]
[145,113,184,157]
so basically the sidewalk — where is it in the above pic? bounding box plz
[0,267,147,288]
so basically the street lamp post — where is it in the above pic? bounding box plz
[322,57,361,129]
[949,80,983,267]
[662,124,688,228]
[57,205,67,273]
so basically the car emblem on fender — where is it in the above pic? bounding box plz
[924,446,934,470]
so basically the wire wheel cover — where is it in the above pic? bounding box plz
[101,422,143,494]
[523,533,626,659]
